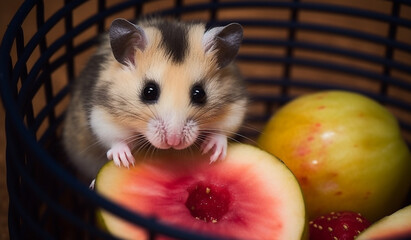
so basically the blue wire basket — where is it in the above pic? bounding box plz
[1,0,411,239]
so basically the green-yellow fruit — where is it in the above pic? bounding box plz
[258,90,411,222]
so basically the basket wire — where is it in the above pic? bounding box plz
[1,0,411,239]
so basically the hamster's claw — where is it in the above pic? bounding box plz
[201,133,227,163]
[89,179,95,190]
[107,142,135,168]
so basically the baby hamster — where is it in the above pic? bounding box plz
[63,17,247,180]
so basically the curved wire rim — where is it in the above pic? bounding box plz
[1,0,411,239]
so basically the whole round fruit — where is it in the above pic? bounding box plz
[96,144,307,240]
[258,90,411,222]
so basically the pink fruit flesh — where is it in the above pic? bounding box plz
[110,158,285,239]
[185,182,231,223]
[97,144,307,240]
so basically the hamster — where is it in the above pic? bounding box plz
[63,18,247,180]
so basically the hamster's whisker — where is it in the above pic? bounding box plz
[190,103,223,122]
[133,138,153,158]
[115,107,147,122]
[113,94,141,110]
[133,142,148,156]
[146,104,160,120]
[147,144,159,160]
[122,133,144,145]
[187,145,198,158]
[78,138,107,155]
[192,101,247,122]
[190,107,207,121]
[200,129,258,146]
[112,94,156,122]
[239,123,263,134]
[141,106,157,120]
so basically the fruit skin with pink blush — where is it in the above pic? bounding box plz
[258,90,411,222]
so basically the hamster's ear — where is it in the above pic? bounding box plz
[109,18,147,66]
[202,23,243,68]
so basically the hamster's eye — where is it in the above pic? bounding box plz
[191,84,206,105]
[141,82,159,103]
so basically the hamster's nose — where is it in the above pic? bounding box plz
[166,133,181,147]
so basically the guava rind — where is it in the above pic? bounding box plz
[357,205,411,240]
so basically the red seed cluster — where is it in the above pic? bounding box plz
[185,182,231,223]
[309,211,371,240]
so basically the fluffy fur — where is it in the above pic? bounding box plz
[63,18,247,180]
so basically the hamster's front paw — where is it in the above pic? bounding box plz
[201,133,227,163]
[107,142,135,168]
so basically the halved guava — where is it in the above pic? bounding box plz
[357,204,411,240]
[95,143,307,240]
